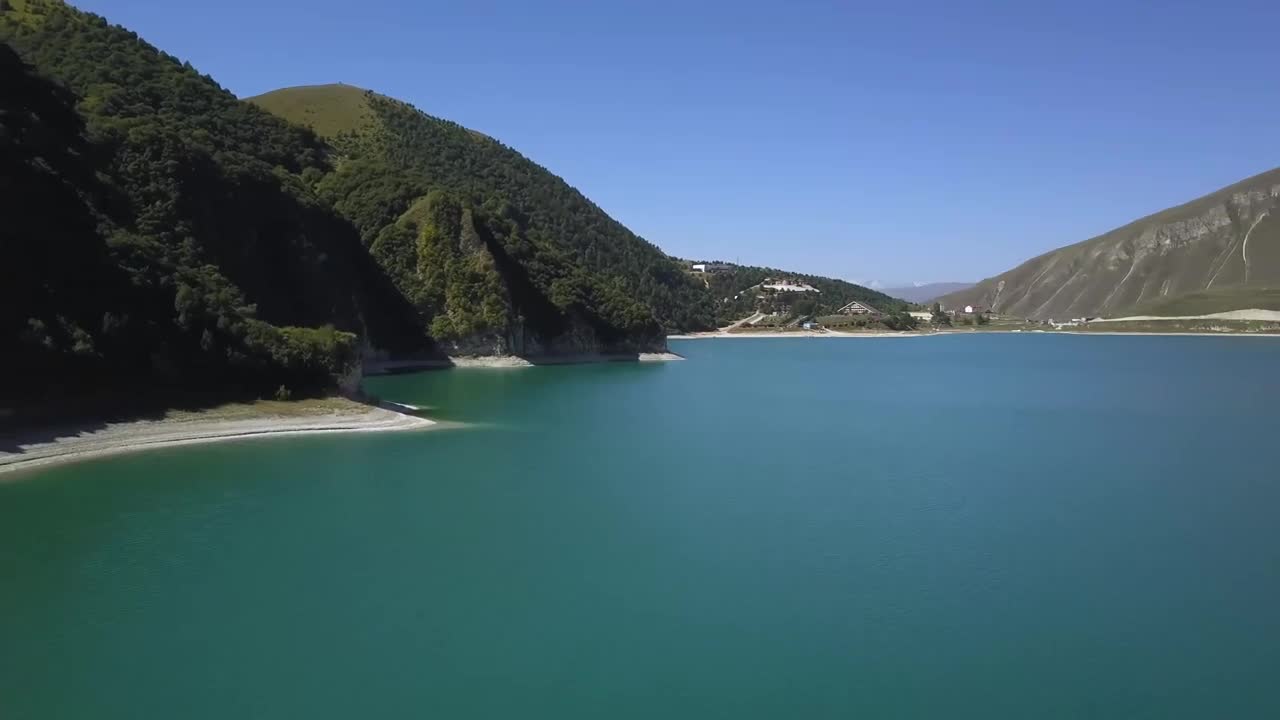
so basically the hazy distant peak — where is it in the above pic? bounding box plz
[881,282,975,304]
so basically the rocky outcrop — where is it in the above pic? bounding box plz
[438,317,668,359]
[940,168,1280,319]
[361,191,668,363]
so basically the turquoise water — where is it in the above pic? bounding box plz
[3,335,1280,718]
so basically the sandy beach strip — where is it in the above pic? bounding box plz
[1059,330,1280,338]
[1093,309,1280,323]
[668,330,920,339]
[446,352,684,367]
[368,352,684,371]
[0,398,435,478]
[670,328,1280,340]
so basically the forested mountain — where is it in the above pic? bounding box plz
[252,86,905,336]
[940,169,1280,319]
[1,0,695,415]
[250,84,715,351]
[3,0,901,415]
[695,263,912,326]
[2,0,433,410]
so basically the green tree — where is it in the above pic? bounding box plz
[882,311,919,331]
[931,302,952,326]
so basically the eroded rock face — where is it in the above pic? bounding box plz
[939,171,1280,319]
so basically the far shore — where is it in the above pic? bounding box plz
[0,398,436,479]
[669,306,1280,340]
[668,329,921,339]
[668,328,1280,340]
[366,351,683,373]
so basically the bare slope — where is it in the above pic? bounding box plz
[940,168,1280,319]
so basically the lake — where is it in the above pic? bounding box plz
[3,335,1279,718]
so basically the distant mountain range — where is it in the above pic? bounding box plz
[940,169,1280,319]
[881,282,974,304]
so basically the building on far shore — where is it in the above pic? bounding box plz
[952,304,992,317]
[836,300,878,315]
[908,310,933,323]
[762,278,819,293]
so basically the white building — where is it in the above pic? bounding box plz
[838,300,881,315]
[762,278,819,293]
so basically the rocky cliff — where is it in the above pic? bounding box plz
[940,168,1280,319]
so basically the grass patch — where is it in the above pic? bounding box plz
[246,84,378,138]
[1128,287,1280,317]
[1077,319,1280,334]
[164,397,371,422]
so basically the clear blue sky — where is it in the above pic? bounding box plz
[78,0,1280,287]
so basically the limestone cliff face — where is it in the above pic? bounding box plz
[369,192,667,358]
[940,168,1280,319]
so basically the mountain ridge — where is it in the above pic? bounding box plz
[939,168,1280,319]
[250,83,718,345]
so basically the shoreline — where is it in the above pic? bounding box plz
[1093,309,1280,323]
[1058,330,1280,338]
[2,351,687,478]
[668,330,920,339]
[668,329,1280,340]
[448,351,685,367]
[0,399,436,479]
[367,351,683,372]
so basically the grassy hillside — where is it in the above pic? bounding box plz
[1,0,433,410]
[940,168,1280,319]
[250,83,377,138]
[250,85,716,338]
[1127,286,1280,316]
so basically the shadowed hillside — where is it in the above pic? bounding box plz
[1,1,434,411]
